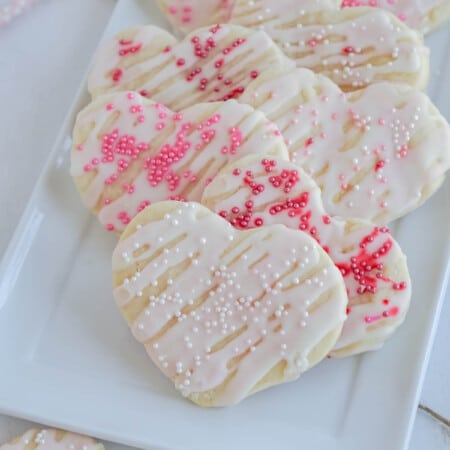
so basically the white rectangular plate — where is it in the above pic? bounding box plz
[0,1,449,449]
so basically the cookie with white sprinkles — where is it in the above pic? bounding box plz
[112,201,348,406]
[230,0,429,91]
[88,24,294,107]
[0,429,104,450]
[341,0,450,34]
[202,155,412,356]
[239,67,450,224]
[71,92,288,232]
[156,0,450,36]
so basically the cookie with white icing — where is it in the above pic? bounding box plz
[71,92,288,232]
[0,429,104,450]
[156,0,340,34]
[155,0,235,34]
[239,67,450,224]
[88,24,294,107]
[230,1,429,91]
[341,0,450,34]
[88,25,177,99]
[155,0,450,36]
[112,201,347,406]
[202,155,412,356]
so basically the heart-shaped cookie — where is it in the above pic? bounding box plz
[202,155,411,356]
[341,0,450,33]
[88,24,294,107]
[0,429,104,450]
[112,201,347,406]
[231,1,429,91]
[156,0,450,35]
[239,67,450,224]
[71,92,288,232]
[155,0,235,34]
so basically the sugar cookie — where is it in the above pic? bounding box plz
[112,201,347,406]
[202,155,412,356]
[71,92,288,232]
[239,68,450,224]
[156,0,450,36]
[88,24,294,107]
[342,0,450,34]
[155,0,235,34]
[231,1,429,90]
[155,0,347,35]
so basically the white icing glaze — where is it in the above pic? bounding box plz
[0,429,102,450]
[202,155,412,356]
[231,1,429,90]
[88,24,295,108]
[156,0,235,34]
[71,92,288,232]
[239,67,450,224]
[156,0,450,35]
[112,201,347,405]
[88,25,177,98]
[156,0,340,35]
[341,0,450,33]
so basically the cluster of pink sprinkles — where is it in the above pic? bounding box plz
[110,38,144,84]
[183,26,252,98]
[110,24,261,101]
[80,92,260,232]
[168,3,193,25]
[217,158,408,327]
[166,0,232,26]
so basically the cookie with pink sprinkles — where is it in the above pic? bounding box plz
[71,92,288,232]
[155,0,235,34]
[88,24,294,107]
[156,0,450,36]
[239,67,450,224]
[112,201,347,406]
[202,155,412,357]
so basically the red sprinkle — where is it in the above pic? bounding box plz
[342,46,356,54]
[111,68,123,83]
[305,137,314,147]
[374,159,386,172]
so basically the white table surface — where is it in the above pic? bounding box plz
[0,0,449,449]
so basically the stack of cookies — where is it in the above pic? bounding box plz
[70,1,450,407]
